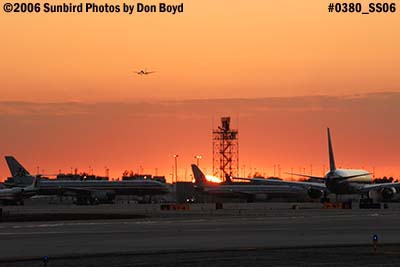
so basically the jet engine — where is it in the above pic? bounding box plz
[369,187,397,202]
[9,187,24,194]
[253,193,270,201]
[90,191,116,203]
[75,191,116,205]
[381,187,397,200]
[307,188,323,199]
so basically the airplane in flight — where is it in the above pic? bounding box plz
[191,164,305,202]
[0,176,39,205]
[5,156,170,205]
[134,69,155,75]
[232,128,398,202]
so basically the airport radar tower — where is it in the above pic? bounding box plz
[213,117,239,181]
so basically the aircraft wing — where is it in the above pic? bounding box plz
[285,172,373,181]
[356,182,399,193]
[204,186,304,198]
[60,187,115,196]
[272,180,327,191]
[0,196,20,200]
[61,187,94,195]
[205,188,253,197]
[232,177,327,191]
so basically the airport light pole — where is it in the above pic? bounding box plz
[173,154,179,183]
[173,154,179,203]
[104,167,109,178]
[278,164,281,178]
[194,155,202,167]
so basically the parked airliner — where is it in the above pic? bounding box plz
[234,128,398,201]
[0,176,39,205]
[5,156,169,205]
[191,165,305,201]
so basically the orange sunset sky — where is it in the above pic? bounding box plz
[1,1,400,181]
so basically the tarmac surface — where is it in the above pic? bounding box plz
[1,202,400,266]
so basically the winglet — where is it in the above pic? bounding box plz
[33,176,40,189]
[25,176,40,191]
[327,128,336,172]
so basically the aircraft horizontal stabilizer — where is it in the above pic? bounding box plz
[284,173,326,180]
[334,173,373,181]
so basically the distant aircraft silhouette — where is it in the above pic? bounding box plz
[134,69,155,75]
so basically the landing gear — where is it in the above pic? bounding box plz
[359,195,381,209]
[321,191,330,203]
[321,193,352,209]
[246,196,255,203]
[1,199,24,206]
[75,196,99,205]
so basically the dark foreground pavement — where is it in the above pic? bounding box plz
[1,204,400,266]
[2,245,400,267]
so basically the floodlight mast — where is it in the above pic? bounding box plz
[212,117,239,181]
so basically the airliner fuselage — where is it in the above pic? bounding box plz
[325,169,373,194]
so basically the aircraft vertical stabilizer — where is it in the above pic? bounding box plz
[191,164,208,185]
[327,128,336,172]
[5,156,31,177]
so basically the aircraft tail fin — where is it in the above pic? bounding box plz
[327,128,336,172]
[5,156,31,177]
[191,164,208,185]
